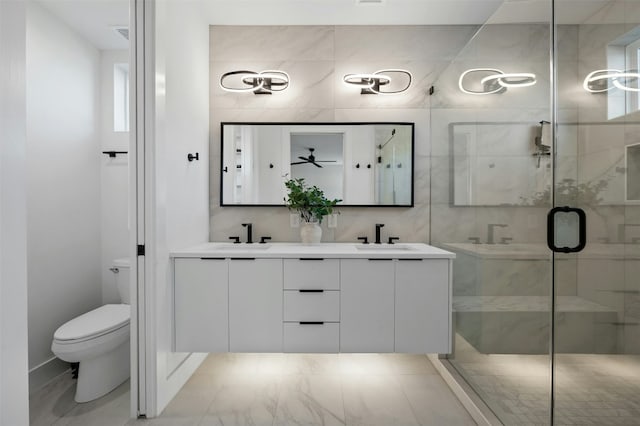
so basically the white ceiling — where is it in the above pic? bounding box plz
[36,0,129,50]
[34,0,627,51]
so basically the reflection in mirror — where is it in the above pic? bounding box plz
[290,134,344,201]
[451,122,551,206]
[220,123,414,206]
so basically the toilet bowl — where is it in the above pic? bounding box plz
[51,258,131,403]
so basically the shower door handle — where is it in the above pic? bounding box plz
[547,206,586,253]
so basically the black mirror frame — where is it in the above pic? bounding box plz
[219,122,415,208]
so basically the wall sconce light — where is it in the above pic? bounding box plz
[220,70,290,94]
[583,69,640,93]
[343,69,412,94]
[459,68,537,95]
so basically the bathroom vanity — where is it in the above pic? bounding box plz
[170,243,455,354]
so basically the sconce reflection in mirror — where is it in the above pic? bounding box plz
[583,69,640,93]
[459,68,537,95]
[343,69,412,95]
[220,70,290,94]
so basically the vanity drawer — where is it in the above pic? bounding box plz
[283,259,340,290]
[284,322,339,353]
[284,290,340,322]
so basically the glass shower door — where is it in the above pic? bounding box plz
[429,4,554,423]
[553,1,640,424]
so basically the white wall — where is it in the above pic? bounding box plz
[153,0,210,415]
[0,0,29,423]
[26,3,102,389]
[100,50,130,304]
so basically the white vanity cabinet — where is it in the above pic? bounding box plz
[395,259,450,353]
[229,258,283,352]
[174,258,229,352]
[171,243,455,355]
[340,259,395,352]
[283,259,340,353]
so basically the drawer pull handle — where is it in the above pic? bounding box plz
[399,258,423,261]
[299,321,324,325]
[200,257,226,260]
[230,257,255,260]
[367,258,393,261]
[299,258,324,261]
[299,289,324,293]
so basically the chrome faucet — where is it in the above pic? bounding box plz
[617,224,640,243]
[375,223,385,244]
[242,223,253,244]
[487,224,508,244]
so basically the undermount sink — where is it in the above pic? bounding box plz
[211,244,271,250]
[355,244,415,251]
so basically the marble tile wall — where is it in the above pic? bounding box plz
[429,24,553,248]
[208,25,477,243]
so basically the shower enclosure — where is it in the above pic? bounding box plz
[430,1,640,424]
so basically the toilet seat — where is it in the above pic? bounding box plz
[54,304,130,343]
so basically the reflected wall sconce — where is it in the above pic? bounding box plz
[583,69,640,93]
[343,69,412,94]
[459,68,537,95]
[220,70,290,94]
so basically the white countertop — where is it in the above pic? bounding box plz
[171,242,456,259]
[440,242,640,260]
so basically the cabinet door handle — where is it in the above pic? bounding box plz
[367,258,393,261]
[398,258,423,261]
[299,321,324,325]
[230,257,255,260]
[200,257,226,260]
[299,258,324,261]
[299,289,324,293]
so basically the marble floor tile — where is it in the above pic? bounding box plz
[398,375,476,426]
[284,354,341,375]
[337,353,395,376]
[341,374,419,426]
[29,373,77,426]
[31,353,479,426]
[273,375,345,426]
[198,352,263,376]
[199,373,282,426]
[52,380,130,426]
[385,354,438,375]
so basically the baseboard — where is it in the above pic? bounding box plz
[428,354,502,426]
[29,357,70,394]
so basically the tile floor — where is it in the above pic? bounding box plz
[450,334,640,426]
[30,353,476,426]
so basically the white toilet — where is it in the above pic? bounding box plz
[51,258,131,403]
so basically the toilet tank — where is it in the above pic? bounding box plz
[112,258,131,304]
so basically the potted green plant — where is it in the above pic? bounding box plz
[284,178,341,244]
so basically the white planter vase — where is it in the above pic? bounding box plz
[300,221,322,244]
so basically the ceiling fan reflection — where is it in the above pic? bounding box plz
[290,147,336,168]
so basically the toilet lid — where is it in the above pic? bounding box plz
[54,304,130,341]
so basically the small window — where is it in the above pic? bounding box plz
[603,26,640,119]
[114,63,129,132]
[624,38,640,112]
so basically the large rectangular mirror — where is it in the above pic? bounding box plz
[451,121,552,206]
[221,122,414,206]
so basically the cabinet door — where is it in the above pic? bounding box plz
[395,259,450,354]
[174,258,229,352]
[340,259,394,352]
[229,259,283,352]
